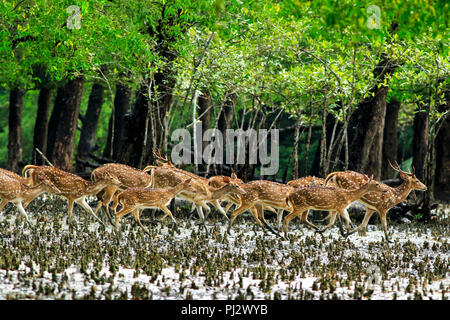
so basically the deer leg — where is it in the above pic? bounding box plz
[114,206,135,232]
[316,211,338,234]
[299,210,321,231]
[195,204,206,224]
[211,199,229,221]
[255,204,281,237]
[224,202,235,214]
[228,203,253,234]
[283,209,303,239]
[67,198,75,223]
[160,205,177,225]
[14,201,32,228]
[379,210,392,243]
[131,209,151,236]
[76,197,105,226]
[348,209,376,237]
[276,209,284,231]
[98,187,117,222]
[0,199,7,212]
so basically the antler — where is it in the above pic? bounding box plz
[153,149,171,164]
[388,160,413,176]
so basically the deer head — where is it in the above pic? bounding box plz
[223,176,246,195]
[389,161,427,191]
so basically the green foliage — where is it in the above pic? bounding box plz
[0,0,448,178]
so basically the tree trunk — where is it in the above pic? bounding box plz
[33,87,51,165]
[76,82,104,172]
[198,91,211,172]
[381,99,400,179]
[218,93,237,134]
[435,109,450,201]
[117,80,150,168]
[218,93,238,175]
[8,87,24,173]
[348,56,396,180]
[47,76,84,171]
[111,83,132,160]
[412,109,429,181]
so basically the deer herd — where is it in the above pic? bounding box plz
[0,151,427,243]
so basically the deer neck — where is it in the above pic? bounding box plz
[22,184,44,199]
[168,183,188,197]
[391,179,413,203]
[86,180,108,195]
[344,183,371,202]
[208,184,232,199]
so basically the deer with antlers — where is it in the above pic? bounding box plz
[324,162,427,242]
[111,178,193,235]
[91,163,153,221]
[283,176,382,239]
[0,169,61,226]
[22,165,121,225]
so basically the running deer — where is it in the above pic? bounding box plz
[227,180,296,236]
[150,150,242,221]
[143,165,218,224]
[22,165,121,225]
[111,178,193,235]
[283,176,382,239]
[0,169,61,226]
[325,162,427,242]
[196,176,247,218]
[287,176,327,188]
[91,163,153,221]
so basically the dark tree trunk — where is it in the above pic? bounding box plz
[33,87,51,165]
[435,109,450,201]
[381,99,400,179]
[218,93,237,134]
[118,80,151,168]
[412,109,429,181]
[198,91,212,134]
[104,83,132,160]
[119,6,185,167]
[198,91,211,172]
[76,82,105,172]
[348,56,396,180]
[112,83,132,160]
[47,76,84,171]
[218,93,237,175]
[8,87,24,173]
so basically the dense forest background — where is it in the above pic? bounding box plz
[0,0,449,206]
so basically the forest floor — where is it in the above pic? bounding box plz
[0,196,448,300]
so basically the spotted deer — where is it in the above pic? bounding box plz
[91,163,153,220]
[22,165,121,225]
[143,165,214,223]
[325,162,427,242]
[111,178,193,235]
[287,176,327,188]
[227,180,296,235]
[0,169,61,226]
[283,176,382,239]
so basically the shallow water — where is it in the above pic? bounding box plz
[0,198,448,300]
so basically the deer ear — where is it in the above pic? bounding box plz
[231,173,237,179]
[400,172,407,180]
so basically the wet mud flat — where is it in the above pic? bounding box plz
[0,198,448,300]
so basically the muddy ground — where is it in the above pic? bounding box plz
[0,196,448,300]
